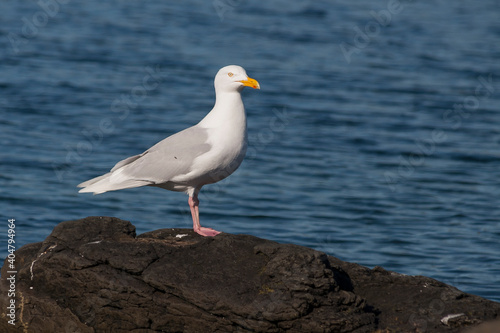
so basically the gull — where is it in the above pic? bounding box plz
[78,65,260,236]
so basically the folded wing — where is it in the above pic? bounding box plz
[77,126,211,194]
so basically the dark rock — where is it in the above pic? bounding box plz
[0,216,498,332]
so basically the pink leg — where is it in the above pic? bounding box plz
[188,195,221,237]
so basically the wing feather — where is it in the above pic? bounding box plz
[77,125,211,194]
[119,126,211,184]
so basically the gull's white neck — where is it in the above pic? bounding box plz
[198,90,246,130]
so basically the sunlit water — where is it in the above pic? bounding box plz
[1,1,499,302]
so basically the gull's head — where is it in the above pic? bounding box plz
[214,65,260,93]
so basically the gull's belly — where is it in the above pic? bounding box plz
[207,142,247,183]
[194,138,247,185]
[162,135,247,191]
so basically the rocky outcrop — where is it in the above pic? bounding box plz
[0,217,499,332]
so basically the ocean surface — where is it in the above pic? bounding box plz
[1,0,499,304]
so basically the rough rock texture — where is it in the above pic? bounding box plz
[0,217,499,332]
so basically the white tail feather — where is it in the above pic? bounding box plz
[78,172,151,195]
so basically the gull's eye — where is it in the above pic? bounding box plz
[228,72,234,77]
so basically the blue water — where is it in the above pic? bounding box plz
[1,1,499,303]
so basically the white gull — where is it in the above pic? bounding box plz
[78,65,260,236]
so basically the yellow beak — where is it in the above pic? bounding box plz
[239,77,260,89]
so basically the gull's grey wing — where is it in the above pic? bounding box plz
[111,125,211,184]
[110,153,145,172]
